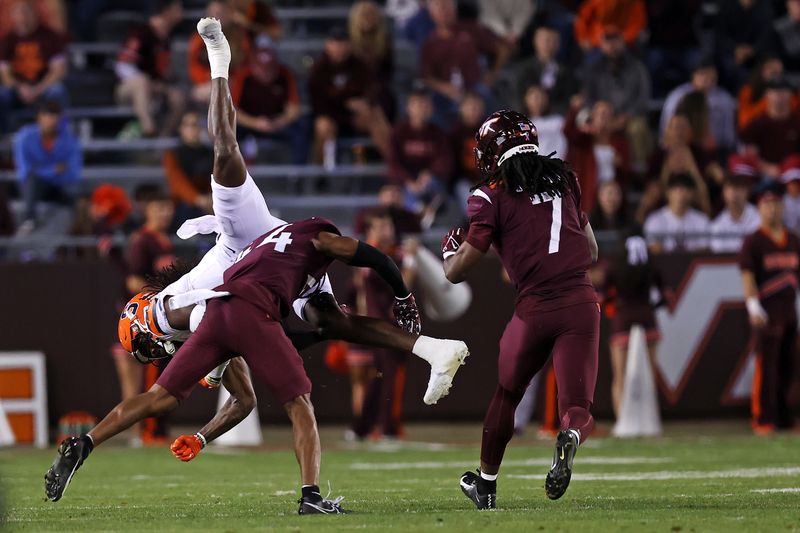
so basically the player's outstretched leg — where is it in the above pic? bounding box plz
[197,17,246,189]
[45,386,178,501]
[306,294,469,404]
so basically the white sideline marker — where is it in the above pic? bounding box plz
[213,376,262,446]
[613,325,662,438]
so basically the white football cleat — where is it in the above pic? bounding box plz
[413,337,469,405]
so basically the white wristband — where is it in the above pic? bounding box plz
[195,432,207,449]
[746,297,766,319]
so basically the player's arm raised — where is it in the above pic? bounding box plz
[313,231,421,334]
[442,228,485,284]
[170,357,256,462]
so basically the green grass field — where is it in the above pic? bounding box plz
[1,423,799,532]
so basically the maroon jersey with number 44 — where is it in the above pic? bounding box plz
[217,218,340,319]
[466,181,596,312]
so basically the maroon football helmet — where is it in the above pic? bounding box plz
[474,110,539,178]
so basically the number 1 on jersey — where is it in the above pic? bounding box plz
[549,196,562,254]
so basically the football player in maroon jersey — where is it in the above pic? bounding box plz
[442,110,600,508]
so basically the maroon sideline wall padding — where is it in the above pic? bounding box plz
[1,254,796,438]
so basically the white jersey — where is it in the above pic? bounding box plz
[710,204,761,253]
[643,206,710,252]
[152,172,333,340]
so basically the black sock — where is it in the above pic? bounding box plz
[80,434,94,458]
[302,484,321,501]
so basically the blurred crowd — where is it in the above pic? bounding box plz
[0,0,799,259]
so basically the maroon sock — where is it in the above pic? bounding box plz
[559,402,595,442]
[480,385,524,467]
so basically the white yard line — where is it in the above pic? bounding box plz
[507,466,800,481]
[750,487,800,493]
[349,456,674,470]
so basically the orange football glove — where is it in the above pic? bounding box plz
[170,433,205,462]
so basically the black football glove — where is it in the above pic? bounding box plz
[442,228,465,260]
[393,293,421,335]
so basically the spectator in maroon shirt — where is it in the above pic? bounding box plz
[308,27,390,166]
[421,0,509,127]
[388,88,453,219]
[449,91,485,216]
[741,77,800,180]
[564,95,631,213]
[0,1,67,133]
[231,37,307,164]
[114,0,185,137]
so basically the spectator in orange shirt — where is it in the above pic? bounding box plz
[574,0,646,51]
[188,0,250,105]
[162,112,214,224]
[738,56,800,130]
[0,1,68,133]
[232,37,306,164]
[114,0,185,137]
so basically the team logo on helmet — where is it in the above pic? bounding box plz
[118,292,176,364]
[474,110,539,178]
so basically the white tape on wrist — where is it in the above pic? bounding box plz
[443,251,456,260]
[746,297,766,318]
[195,432,207,449]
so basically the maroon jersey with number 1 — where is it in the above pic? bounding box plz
[217,217,340,319]
[466,179,597,312]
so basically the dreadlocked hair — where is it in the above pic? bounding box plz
[144,259,197,293]
[472,152,576,199]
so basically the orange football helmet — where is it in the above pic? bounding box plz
[118,292,177,364]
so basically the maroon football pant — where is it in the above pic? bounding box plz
[751,317,796,429]
[157,296,312,405]
[481,301,600,468]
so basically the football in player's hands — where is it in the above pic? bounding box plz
[393,293,421,335]
[170,434,204,462]
[442,228,465,260]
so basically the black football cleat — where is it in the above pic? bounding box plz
[459,470,496,510]
[545,429,579,500]
[298,495,350,514]
[45,436,92,502]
